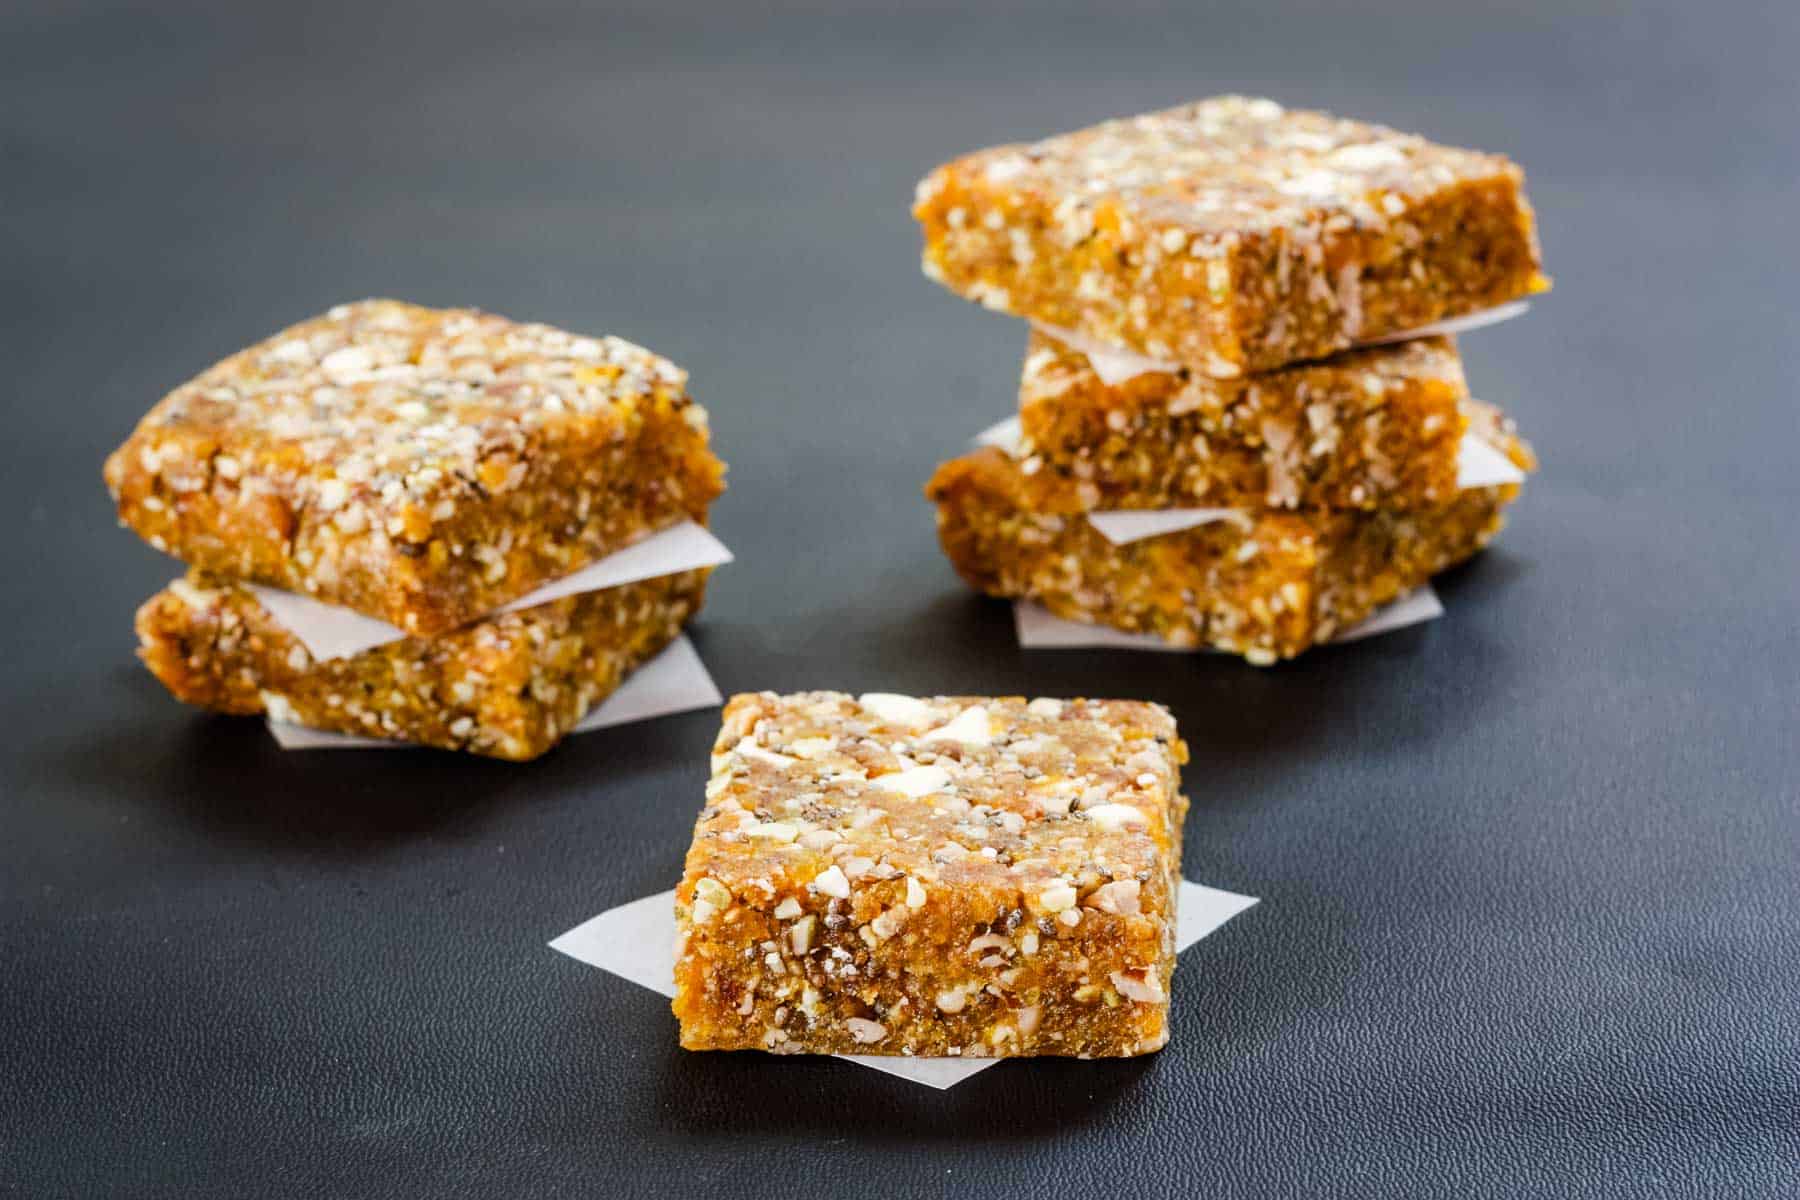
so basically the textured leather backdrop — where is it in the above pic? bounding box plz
[3,1,1797,1196]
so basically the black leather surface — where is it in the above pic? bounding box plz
[4,2,1798,1196]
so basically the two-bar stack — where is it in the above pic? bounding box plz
[106,300,727,759]
[915,97,1546,662]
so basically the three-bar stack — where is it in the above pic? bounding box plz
[915,96,1546,662]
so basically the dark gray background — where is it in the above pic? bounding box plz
[4,1,1797,1196]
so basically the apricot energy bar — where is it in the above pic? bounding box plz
[1016,330,1477,512]
[135,568,712,760]
[673,691,1189,1058]
[914,96,1547,377]
[927,446,1525,663]
[105,300,726,638]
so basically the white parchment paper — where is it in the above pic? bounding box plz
[973,416,1519,547]
[1351,299,1533,348]
[1032,300,1531,388]
[249,521,734,662]
[972,414,1027,452]
[549,878,1259,1090]
[1011,586,1443,652]
[1454,433,1527,489]
[1082,507,1251,544]
[266,633,722,750]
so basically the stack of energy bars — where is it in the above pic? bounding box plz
[105,299,727,759]
[915,97,1546,663]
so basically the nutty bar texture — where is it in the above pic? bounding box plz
[927,436,1529,663]
[673,692,1189,1058]
[914,96,1546,376]
[135,568,711,761]
[1018,330,1472,512]
[105,300,726,637]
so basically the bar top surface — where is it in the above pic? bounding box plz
[938,95,1518,238]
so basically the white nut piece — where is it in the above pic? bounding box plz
[845,1018,888,1044]
[733,737,797,768]
[1036,883,1078,913]
[857,693,934,729]
[1082,803,1149,832]
[789,915,816,955]
[967,933,1010,956]
[773,897,803,920]
[935,989,967,1014]
[920,705,992,748]
[869,908,906,939]
[689,876,731,925]
[1110,968,1166,1004]
[1075,783,1115,810]
[905,877,927,909]
[811,865,851,899]
[1087,879,1142,916]
[314,477,350,512]
[872,764,951,798]
[319,344,374,377]
[745,821,798,842]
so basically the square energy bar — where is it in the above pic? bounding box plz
[927,441,1528,663]
[673,691,1190,1058]
[1016,331,1474,512]
[105,300,726,637]
[134,567,712,760]
[914,96,1547,376]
